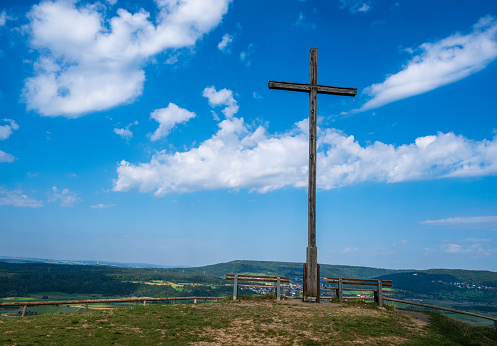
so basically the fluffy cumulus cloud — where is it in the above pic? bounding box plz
[202,86,239,118]
[113,108,497,195]
[48,186,81,207]
[0,188,43,208]
[217,33,233,52]
[114,117,309,195]
[0,119,19,140]
[150,103,196,141]
[357,16,497,112]
[23,0,231,117]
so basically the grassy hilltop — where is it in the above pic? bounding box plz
[0,299,496,345]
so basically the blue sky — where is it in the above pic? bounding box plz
[1,0,497,271]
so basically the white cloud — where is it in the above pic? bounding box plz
[463,238,491,242]
[114,128,133,140]
[0,119,19,163]
[358,4,370,12]
[114,120,138,140]
[441,242,495,256]
[296,11,305,25]
[217,33,233,52]
[0,188,43,208]
[0,150,15,163]
[294,11,316,30]
[342,246,358,253]
[239,43,255,66]
[150,103,196,141]
[114,112,497,195]
[421,216,497,229]
[357,16,497,112]
[339,0,372,13]
[0,119,19,140]
[202,86,239,118]
[0,11,7,26]
[0,10,14,26]
[91,203,117,209]
[23,0,232,117]
[48,186,81,207]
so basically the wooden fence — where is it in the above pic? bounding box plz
[383,297,497,329]
[325,277,392,307]
[225,274,290,301]
[325,277,497,329]
[0,296,223,317]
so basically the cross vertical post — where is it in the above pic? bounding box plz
[268,48,356,301]
[307,48,318,300]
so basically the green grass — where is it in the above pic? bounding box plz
[0,299,495,345]
[405,312,497,345]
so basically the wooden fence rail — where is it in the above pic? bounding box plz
[0,296,224,317]
[384,297,497,329]
[326,277,392,307]
[225,274,289,301]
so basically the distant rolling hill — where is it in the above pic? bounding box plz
[181,259,407,279]
[0,256,187,268]
[1,257,496,308]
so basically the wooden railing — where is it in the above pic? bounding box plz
[0,296,223,317]
[225,274,290,301]
[384,297,497,329]
[325,277,392,307]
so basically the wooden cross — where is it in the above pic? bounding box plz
[268,48,356,301]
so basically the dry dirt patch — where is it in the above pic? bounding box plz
[192,300,426,345]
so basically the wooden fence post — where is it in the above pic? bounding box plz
[276,276,281,301]
[233,274,238,300]
[194,299,197,304]
[316,264,320,303]
[377,281,383,307]
[85,303,88,311]
[21,305,27,317]
[337,278,343,303]
[143,300,147,306]
[302,263,307,302]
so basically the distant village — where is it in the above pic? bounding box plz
[434,280,497,291]
[238,277,497,299]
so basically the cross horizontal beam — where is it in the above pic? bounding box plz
[268,81,357,97]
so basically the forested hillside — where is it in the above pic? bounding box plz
[1,259,496,309]
[182,260,404,278]
[0,262,229,298]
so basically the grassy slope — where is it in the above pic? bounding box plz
[0,299,496,345]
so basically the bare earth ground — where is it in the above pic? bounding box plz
[193,300,428,345]
[396,309,431,324]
